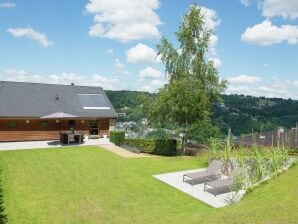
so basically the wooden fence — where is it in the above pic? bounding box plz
[235,124,298,149]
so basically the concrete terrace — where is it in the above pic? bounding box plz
[0,138,110,151]
[154,168,245,208]
[0,139,158,158]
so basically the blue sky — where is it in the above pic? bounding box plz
[0,0,297,99]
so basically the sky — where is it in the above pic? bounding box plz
[0,0,297,99]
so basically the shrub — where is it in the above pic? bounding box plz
[145,129,169,139]
[124,138,177,156]
[110,131,125,146]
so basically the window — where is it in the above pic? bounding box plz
[8,121,16,128]
[78,94,110,109]
[68,120,76,127]
[89,120,98,135]
[40,121,48,127]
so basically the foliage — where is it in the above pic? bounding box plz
[147,5,226,141]
[187,120,223,143]
[207,137,292,188]
[124,138,177,156]
[105,89,298,137]
[208,138,221,161]
[110,131,125,146]
[213,94,298,135]
[269,147,289,174]
[250,147,268,182]
[145,129,169,139]
[105,90,150,110]
[220,130,232,175]
[105,90,150,122]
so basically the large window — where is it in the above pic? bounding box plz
[89,120,98,135]
[78,94,110,110]
[40,121,48,127]
[8,121,16,128]
[68,120,76,128]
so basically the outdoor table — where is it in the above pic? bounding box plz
[60,131,83,144]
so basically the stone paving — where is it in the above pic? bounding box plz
[0,138,109,151]
[154,168,245,208]
[0,139,158,159]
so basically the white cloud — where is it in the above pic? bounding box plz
[208,57,222,68]
[261,0,298,19]
[141,85,154,92]
[227,76,298,99]
[258,86,275,93]
[227,86,253,95]
[126,43,158,63]
[264,63,270,68]
[7,27,52,47]
[240,0,252,7]
[85,0,161,42]
[201,7,220,31]
[200,6,220,57]
[113,58,125,69]
[209,34,219,46]
[106,48,114,54]
[91,74,119,90]
[89,23,105,37]
[113,58,129,75]
[241,20,298,45]
[0,2,16,9]
[139,67,165,92]
[141,79,165,93]
[3,69,43,82]
[139,67,162,80]
[1,69,119,90]
[200,6,221,63]
[227,75,262,84]
[48,73,85,84]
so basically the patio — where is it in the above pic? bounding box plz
[0,138,110,151]
[154,168,246,208]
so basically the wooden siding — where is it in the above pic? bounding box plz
[99,120,110,137]
[0,118,111,142]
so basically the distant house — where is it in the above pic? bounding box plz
[0,81,117,142]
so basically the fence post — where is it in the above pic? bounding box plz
[227,129,231,150]
[295,122,298,147]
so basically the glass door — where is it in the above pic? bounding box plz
[89,120,99,136]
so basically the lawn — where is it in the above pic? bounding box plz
[0,146,297,224]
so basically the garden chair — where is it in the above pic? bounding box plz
[183,160,223,186]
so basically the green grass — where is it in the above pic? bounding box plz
[0,146,297,224]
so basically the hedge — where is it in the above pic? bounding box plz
[110,131,125,146]
[123,138,177,156]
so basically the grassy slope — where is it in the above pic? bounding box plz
[0,146,297,224]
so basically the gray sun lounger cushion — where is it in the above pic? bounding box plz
[183,160,222,185]
[204,178,234,196]
[204,166,243,196]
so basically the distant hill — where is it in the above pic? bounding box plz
[105,90,298,136]
[212,95,298,135]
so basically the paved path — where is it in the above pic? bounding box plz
[99,144,158,158]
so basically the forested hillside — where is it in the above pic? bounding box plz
[105,90,298,136]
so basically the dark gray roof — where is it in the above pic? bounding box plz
[0,81,117,118]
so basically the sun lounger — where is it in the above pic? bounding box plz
[204,166,242,196]
[183,160,222,185]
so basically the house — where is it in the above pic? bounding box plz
[0,81,117,142]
